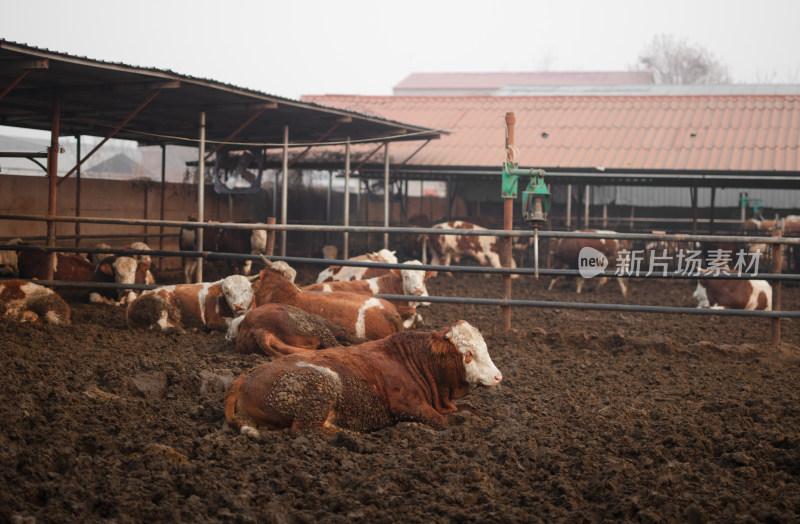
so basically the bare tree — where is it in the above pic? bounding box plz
[633,34,731,84]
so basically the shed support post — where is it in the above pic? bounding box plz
[195,111,206,283]
[383,141,390,250]
[159,144,166,271]
[281,125,289,257]
[46,94,61,282]
[343,138,351,260]
[74,135,81,247]
[565,184,572,229]
[584,185,590,228]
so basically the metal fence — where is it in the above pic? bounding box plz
[2,214,799,342]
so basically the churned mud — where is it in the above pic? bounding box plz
[1,269,799,523]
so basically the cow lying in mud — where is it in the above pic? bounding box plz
[224,320,502,437]
[0,280,71,326]
[303,260,432,329]
[253,260,403,340]
[229,303,367,357]
[126,275,254,332]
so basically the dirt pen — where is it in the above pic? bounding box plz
[2,219,800,522]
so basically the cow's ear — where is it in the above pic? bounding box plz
[98,262,114,276]
[463,350,473,364]
[424,271,435,281]
[430,332,453,355]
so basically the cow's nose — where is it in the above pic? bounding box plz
[494,373,503,384]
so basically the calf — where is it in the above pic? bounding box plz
[224,320,502,437]
[0,280,71,325]
[421,221,517,278]
[315,249,398,283]
[693,274,772,310]
[126,274,254,332]
[181,220,267,282]
[230,303,367,357]
[253,260,403,340]
[548,230,630,296]
[303,260,432,329]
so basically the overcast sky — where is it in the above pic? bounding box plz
[2,0,800,100]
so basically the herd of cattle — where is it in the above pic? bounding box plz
[0,217,794,434]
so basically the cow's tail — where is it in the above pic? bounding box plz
[223,378,261,438]
[421,235,429,264]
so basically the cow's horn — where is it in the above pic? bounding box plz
[260,254,272,267]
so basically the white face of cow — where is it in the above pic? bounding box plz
[400,260,429,297]
[250,230,267,255]
[221,275,254,317]
[445,321,502,388]
[375,249,398,263]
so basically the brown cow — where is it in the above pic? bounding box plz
[548,230,630,296]
[224,320,502,437]
[421,221,518,278]
[126,274,254,333]
[303,260,432,329]
[229,303,367,357]
[252,260,404,340]
[693,272,772,310]
[18,250,96,282]
[0,280,71,326]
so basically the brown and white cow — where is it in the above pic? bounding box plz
[0,238,23,277]
[548,230,631,296]
[315,249,398,283]
[421,221,517,278]
[126,274,254,332]
[224,320,502,437]
[0,280,71,326]
[693,273,772,310]
[181,221,267,282]
[89,255,154,306]
[303,260,432,329]
[229,303,367,357]
[253,260,404,340]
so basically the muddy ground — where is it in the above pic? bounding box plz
[2,266,799,523]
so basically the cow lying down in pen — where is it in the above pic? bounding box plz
[224,320,502,437]
[253,259,403,341]
[126,274,254,332]
[302,260,432,329]
[0,280,71,326]
[228,303,367,357]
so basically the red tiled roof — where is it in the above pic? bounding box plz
[393,71,655,91]
[301,94,800,172]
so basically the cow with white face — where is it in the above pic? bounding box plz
[126,274,254,332]
[224,320,502,437]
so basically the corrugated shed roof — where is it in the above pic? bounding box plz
[300,94,800,173]
[393,71,655,91]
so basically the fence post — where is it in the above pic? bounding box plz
[266,216,276,257]
[771,229,782,345]
[502,112,515,333]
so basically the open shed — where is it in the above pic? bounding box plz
[0,39,442,274]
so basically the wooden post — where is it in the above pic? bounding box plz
[502,112,515,333]
[771,229,782,345]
